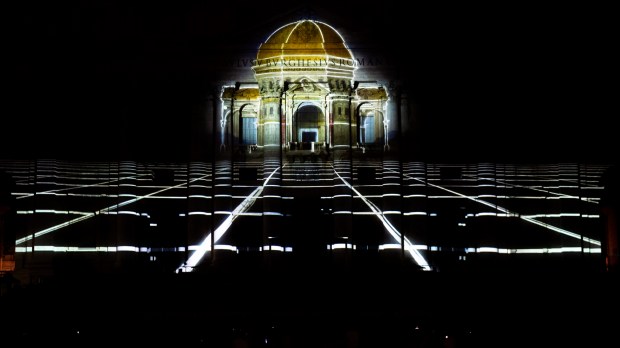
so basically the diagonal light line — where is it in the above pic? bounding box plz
[471,175,599,203]
[394,169,601,246]
[332,165,431,271]
[176,165,282,273]
[16,174,154,200]
[15,173,214,246]
[519,216,599,244]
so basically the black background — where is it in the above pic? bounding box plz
[4,1,616,163]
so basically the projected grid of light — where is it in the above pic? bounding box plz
[0,159,611,274]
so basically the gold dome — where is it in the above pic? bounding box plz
[256,20,354,61]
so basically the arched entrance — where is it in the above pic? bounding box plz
[293,104,325,150]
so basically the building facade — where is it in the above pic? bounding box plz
[218,20,393,160]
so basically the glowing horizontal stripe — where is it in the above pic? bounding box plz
[66,247,99,252]
[260,245,288,252]
[496,196,547,199]
[215,194,233,198]
[475,212,512,217]
[284,178,334,182]
[522,213,580,218]
[236,212,261,217]
[33,209,57,214]
[188,211,212,216]
[190,185,211,189]
[31,210,89,216]
[582,197,600,203]
[379,244,401,250]
[464,247,602,254]
[214,244,238,252]
[328,243,355,250]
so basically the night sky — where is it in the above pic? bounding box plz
[5,1,616,163]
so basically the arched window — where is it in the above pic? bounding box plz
[362,113,375,144]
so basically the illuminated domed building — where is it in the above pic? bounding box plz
[218,19,393,159]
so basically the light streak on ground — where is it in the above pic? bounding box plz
[466,247,600,254]
[392,169,601,246]
[16,173,154,200]
[15,173,214,246]
[472,175,599,203]
[332,165,432,271]
[176,165,282,273]
[3,160,611,271]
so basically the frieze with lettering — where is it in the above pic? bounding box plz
[236,57,391,68]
